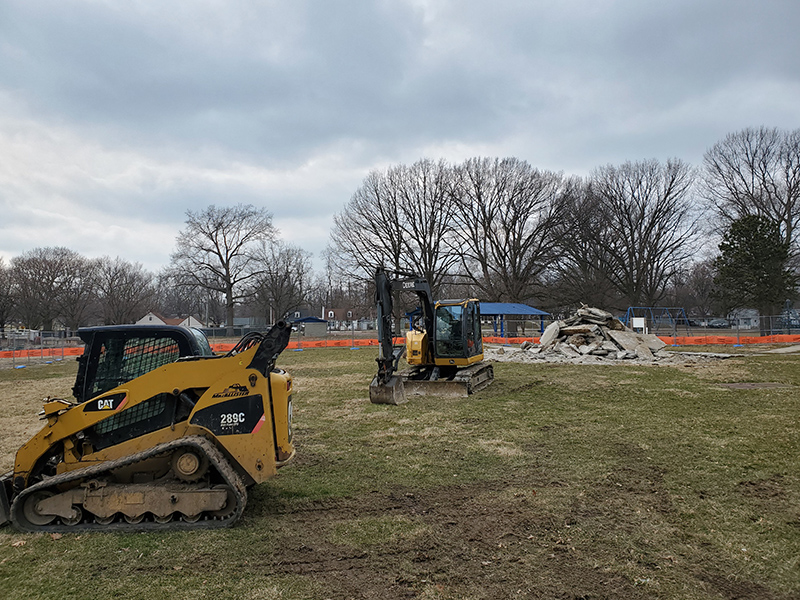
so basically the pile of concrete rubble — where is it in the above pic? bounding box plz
[490,305,670,364]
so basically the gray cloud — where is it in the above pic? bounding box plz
[1,0,799,270]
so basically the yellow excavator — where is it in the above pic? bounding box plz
[0,321,294,532]
[370,267,494,404]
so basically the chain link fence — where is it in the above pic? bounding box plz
[4,315,800,370]
[0,330,84,369]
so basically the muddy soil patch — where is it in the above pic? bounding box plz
[266,475,649,599]
[257,462,796,600]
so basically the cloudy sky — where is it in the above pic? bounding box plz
[1,0,798,272]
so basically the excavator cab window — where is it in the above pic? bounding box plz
[435,301,483,360]
[466,301,482,358]
[434,304,465,358]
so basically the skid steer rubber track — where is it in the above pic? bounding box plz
[10,436,247,533]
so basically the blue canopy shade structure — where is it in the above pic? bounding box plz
[479,302,551,337]
[479,303,550,317]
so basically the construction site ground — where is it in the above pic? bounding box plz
[0,346,798,599]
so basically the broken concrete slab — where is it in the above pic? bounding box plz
[605,330,640,351]
[558,344,581,358]
[539,321,561,348]
[560,324,603,336]
[606,330,666,353]
[575,306,614,323]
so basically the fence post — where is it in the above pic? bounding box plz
[350,320,359,350]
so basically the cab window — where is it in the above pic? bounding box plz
[435,304,464,358]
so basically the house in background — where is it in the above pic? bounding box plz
[728,308,759,330]
[324,307,373,330]
[137,312,206,328]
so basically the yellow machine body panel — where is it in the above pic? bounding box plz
[405,329,428,366]
[432,353,484,367]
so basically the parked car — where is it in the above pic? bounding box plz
[707,319,729,328]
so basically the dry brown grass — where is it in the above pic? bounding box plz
[0,363,76,472]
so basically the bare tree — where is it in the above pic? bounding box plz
[588,159,700,308]
[96,257,156,324]
[155,269,225,326]
[683,259,716,317]
[0,258,14,338]
[170,204,276,332]
[57,255,100,332]
[450,157,568,303]
[329,159,457,294]
[703,127,800,248]
[253,241,314,321]
[549,177,619,310]
[11,247,97,330]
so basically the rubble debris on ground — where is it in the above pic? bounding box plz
[485,305,733,365]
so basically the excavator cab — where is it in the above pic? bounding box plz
[432,300,483,364]
[408,299,483,366]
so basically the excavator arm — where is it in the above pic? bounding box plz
[371,267,436,404]
[373,268,434,383]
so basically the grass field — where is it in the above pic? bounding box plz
[0,347,798,599]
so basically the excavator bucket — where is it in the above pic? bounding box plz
[369,375,407,405]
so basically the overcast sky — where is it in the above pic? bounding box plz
[1,0,799,272]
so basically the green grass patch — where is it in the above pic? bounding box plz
[0,347,798,599]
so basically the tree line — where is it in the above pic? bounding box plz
[2,126,798,334]
[330,126,799,318]
[0,205,314,335]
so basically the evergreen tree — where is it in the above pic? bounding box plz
[713,215,796,320]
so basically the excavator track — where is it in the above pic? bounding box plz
[401,362,494,398]
[10,436,247,533]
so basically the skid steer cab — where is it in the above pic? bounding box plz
[0,322,295,533]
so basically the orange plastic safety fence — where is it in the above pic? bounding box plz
[0,347,84,359]
[7,333,800,361]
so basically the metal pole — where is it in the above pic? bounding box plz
[350,319,359,350]
[734,316,742,347]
